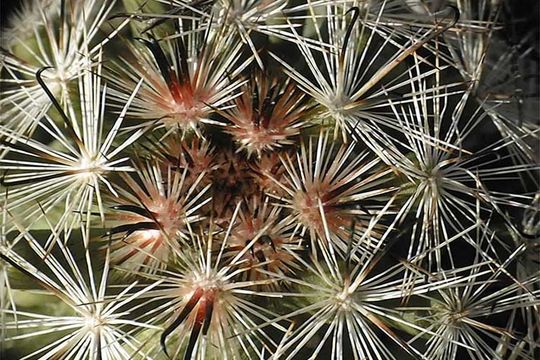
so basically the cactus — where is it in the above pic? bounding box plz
[1,0,538,359]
